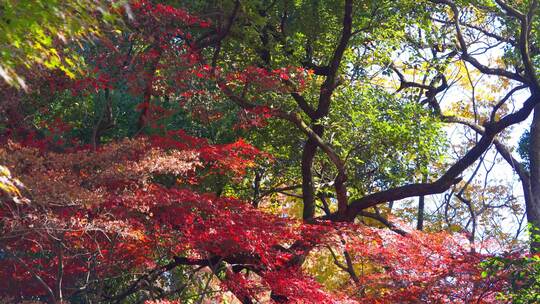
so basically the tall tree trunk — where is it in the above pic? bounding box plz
[335,170,348,218]
[417,172,428,231]
[301,125,323,220]
[528,104,540,252]
[417,195,425,231]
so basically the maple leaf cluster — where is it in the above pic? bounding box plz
[0,132,345,303]
[339,224,505,303]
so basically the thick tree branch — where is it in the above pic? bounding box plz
[490,85,528,121]
[359,211,408,236]
[302,61,330,76]
[494,0,525,20]
[341,93,538,221]
[518,0,539,89]
[314,0,353,119]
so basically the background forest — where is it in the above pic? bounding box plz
[2,0,540,303]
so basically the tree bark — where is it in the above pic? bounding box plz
[301,125,323,220]
[528,104,540,252]
[417,171,428,231]
[417,195,425,231]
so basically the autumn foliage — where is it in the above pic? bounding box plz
[0,0,532,303]
[0,134,507,303]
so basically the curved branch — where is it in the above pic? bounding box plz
[430,0,527,83]
[314,0,353,119]
[341,93,538,221]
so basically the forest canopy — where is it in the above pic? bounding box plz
[1,0,540,303]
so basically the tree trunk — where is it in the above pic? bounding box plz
[417,195,425,231]
[528,104,540,252]
[417,172,427,231]
[301,125,323,220]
